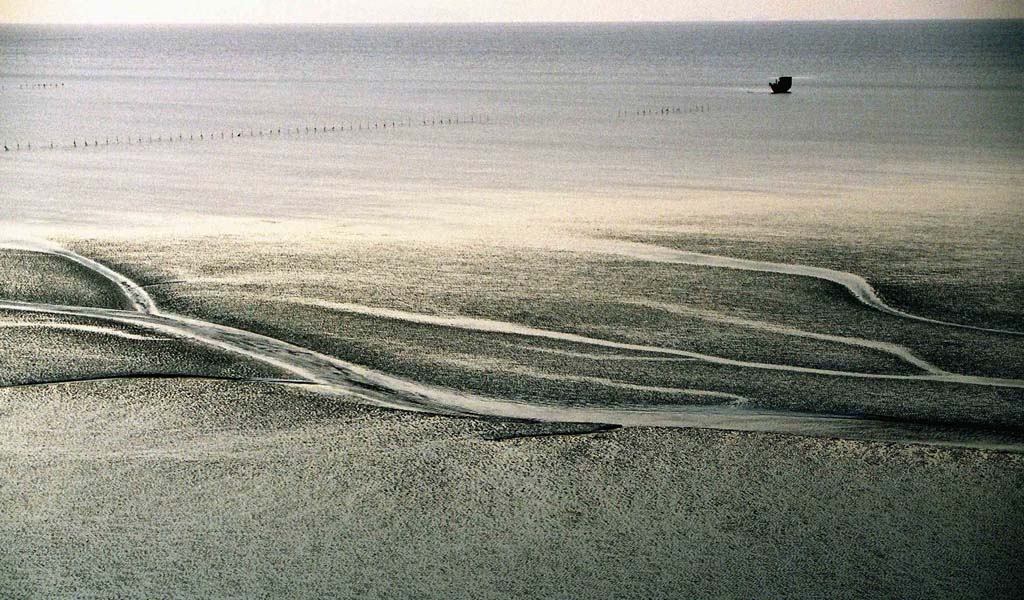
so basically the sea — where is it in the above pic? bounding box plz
[1,20,1022,227]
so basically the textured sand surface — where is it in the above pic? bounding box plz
[1,208,1021,598]
[2,378,1022,599]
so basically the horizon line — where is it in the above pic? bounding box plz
[2,17,1022,26]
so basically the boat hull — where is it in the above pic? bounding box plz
[769,76,793,94]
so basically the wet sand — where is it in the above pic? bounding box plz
[2,378,1022,599]
[1,215,1022,598]
[3,239,1023,450]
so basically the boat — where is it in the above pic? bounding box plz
[769,76,792,94]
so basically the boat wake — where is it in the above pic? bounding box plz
[2,240,1022,452]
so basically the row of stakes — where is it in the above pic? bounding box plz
[3,106,714,152]
[618,105,709,117]
[11,83,66,89]
[2,114,492,152]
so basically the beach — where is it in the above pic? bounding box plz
[2,21,1023,597]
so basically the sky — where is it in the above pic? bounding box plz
[1,0,1022,23]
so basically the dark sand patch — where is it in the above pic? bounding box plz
[0,249,128,310]
[0,309,288,385]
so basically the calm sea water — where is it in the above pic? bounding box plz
[0,21,1022,225]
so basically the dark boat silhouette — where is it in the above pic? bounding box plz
[769,76,792,94]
